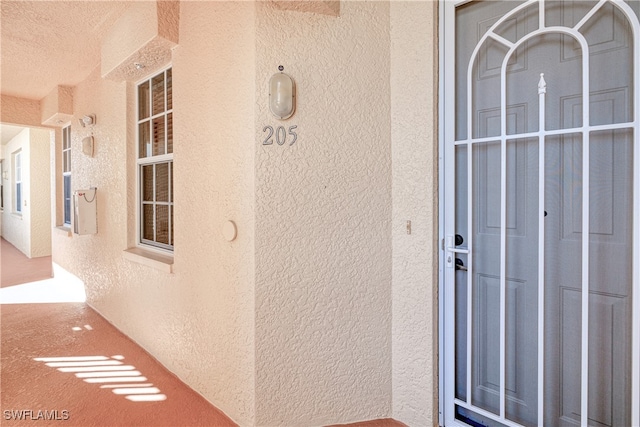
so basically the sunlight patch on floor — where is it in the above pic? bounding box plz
[0,263,86,304]
[34,355,167,402]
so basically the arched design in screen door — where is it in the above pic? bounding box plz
[441,1,640,426]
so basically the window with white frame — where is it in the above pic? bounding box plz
[0,159,4,211]
[137,67,173,251]
[14,150,22,214]
[62,125,72,226]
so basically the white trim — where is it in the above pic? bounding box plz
[573,0,607,32]
[438,0,447,423]
[480,14,595,427]
[454,121,635,145]
[13,150,22,214]
[0,159,4,211]
[63,172,72,226]
[122,248,173,273]
[135,66,174,254]
[135,153,174,165]
[441,2,457,425]
[499,46,507,421]
[612,0,640,424]
[133,63,174,87]
[579,21,591,427]
[454,399,526,427]
[465,122,473,406]
[537,72,546,426]
[62,125,72,226]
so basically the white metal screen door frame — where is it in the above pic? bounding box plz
[439,0,640,426]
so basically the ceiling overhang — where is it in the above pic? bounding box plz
[269,0,340,16]
[101,1,179,82]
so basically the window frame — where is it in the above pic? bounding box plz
[13,150,22,214]
[0,159,4,212]
[62,125,72,226]
[135,65,174,254]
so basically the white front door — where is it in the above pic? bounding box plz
[441,1,640,426]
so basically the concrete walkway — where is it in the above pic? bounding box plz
[1,302,237,427]
[1,237,52,288]
[0,264,405,427]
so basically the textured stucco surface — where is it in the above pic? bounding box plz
[157,1,180,44]
[16,2,443,426]
[52,3,257,426]
[1,95,41,128]
[100,2,160,80]
[270,0,340,16]
[101,1,178,83]
[28,128,52,258]
[1,128,51,258]
[41,86,73,126]
[171,2,256,425]
[0,1,130,100]
[51,65,128,292]
[390,2,439,426]
[255,2,393,425]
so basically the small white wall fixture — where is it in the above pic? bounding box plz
[269,68,295,120]
[82,136,94,157]
[222,220,237,242]
[73,188,97,235]
[79,115,95,127]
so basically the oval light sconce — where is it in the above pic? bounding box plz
[269,70,295,120]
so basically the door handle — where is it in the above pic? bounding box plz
[446,234,469,268]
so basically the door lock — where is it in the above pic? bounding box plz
[455,258,467,271]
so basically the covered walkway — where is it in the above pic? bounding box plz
[1,237,52,288]
[0,251,403,427]
[1,302,237,426]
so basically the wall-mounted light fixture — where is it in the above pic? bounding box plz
[78,114,96,156]
[269,66,295,120]
[79,115,96,128]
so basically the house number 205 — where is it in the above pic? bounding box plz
[262,125,298,146]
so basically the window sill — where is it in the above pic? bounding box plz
[123,247,173,274]
[54,226,72,237]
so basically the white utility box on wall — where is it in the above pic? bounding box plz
[73,188,97,235]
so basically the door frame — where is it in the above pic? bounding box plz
[438,0,640,425]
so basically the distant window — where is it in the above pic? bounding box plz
[14,150,22,214]
[137,67,173,251]
[0,160,4,211]
[62,126,72,225]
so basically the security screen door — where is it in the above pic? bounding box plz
[441,1,640,426]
